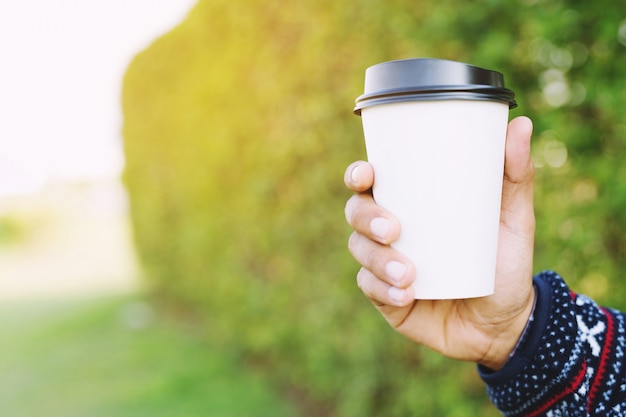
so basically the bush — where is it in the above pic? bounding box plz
[122,1,626,415]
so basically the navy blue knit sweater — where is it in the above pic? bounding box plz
[479,270,626,416]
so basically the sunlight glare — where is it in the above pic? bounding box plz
[0,0,197,196]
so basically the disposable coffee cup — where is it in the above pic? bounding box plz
[354,58,517,299]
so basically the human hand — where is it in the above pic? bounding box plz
[344,116,536,370]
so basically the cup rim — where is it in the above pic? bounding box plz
[354,85,517,115]
[353,58,517,115]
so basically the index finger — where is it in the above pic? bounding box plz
[344,161,374,193]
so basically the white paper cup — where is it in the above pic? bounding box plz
[354,58,517,299]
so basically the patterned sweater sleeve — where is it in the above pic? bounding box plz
[478,270,626,416]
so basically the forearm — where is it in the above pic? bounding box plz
[479,270,626,416]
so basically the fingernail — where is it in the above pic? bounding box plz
[370,217,390,241]
[385,261,406,285]
[388,287,406,305]
[350,164,361,185]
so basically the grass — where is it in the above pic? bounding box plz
[0,295,303,417]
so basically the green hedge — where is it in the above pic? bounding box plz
[122,1,626,415]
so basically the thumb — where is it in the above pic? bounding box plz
[501,116,535,230]
[504,116,534,185]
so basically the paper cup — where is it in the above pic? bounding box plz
[354,58,517,299]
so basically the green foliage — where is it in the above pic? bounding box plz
[122,0,626,415]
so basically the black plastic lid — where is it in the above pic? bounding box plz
[354,58,517,115]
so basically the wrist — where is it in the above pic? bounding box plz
[478,284,537,370]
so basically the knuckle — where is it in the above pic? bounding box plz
[527,162,536,182]
[344,194,359,225]
[363,241,382,267]
[348,232,381,273]
[356,267,386,307]
[347,231,359,254]
[356,267,371,294]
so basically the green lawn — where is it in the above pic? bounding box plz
[0,296,303,417]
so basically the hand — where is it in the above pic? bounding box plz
[344,116,536,370]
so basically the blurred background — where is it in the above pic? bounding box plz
[1,1,294,416]
[0,0,195,296]
[2,0,626,416]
